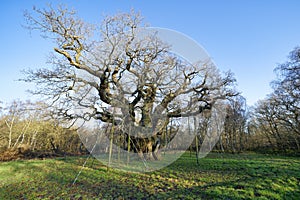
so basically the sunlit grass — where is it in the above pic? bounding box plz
[0,152,299,199]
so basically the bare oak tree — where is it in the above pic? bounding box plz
[22,6,236,160]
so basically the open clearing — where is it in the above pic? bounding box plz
[0,152,299,199]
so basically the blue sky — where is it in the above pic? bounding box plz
[1,0,300,106]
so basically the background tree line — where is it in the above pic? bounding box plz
[0,100,87,160]
[194,47,300,154]
[249,47,300,153]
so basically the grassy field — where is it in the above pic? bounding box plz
[0,152,299,199]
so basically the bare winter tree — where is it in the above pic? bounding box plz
[223,95,248,153]
[22,6,236,160]
[272,47,300,149]
[252,47,300,153]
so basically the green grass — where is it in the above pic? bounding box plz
[0,152,299,199]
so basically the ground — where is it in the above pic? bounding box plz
[0,152,299,199]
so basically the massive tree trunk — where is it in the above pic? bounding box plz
[124,132,163,161]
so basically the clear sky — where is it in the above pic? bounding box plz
[1,0,300,106]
